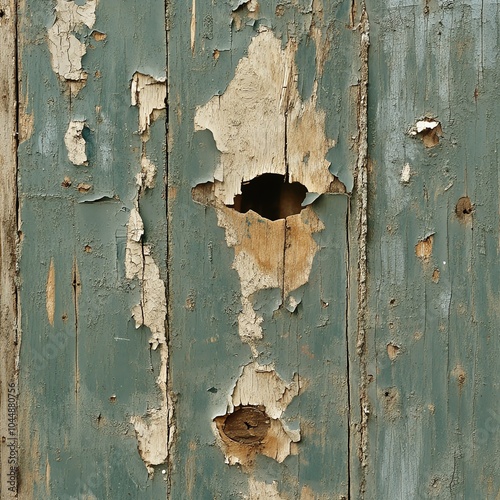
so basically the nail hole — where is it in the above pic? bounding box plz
[455,196,472,221]
[221,405,270,444]
[228,173,308,221]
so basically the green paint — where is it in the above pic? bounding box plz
[14,0,500,498]
[18,1,167,498]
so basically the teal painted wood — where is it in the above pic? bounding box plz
[17,1,168,498]
[366,0,500,498]
[167,1,361,498]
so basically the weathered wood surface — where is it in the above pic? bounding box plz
[8,0,500,499]
[17,1,168,497]
[366,0,500,498]
[0,1,19,498]
[168,1,363,498]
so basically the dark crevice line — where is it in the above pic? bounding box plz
[165,0,173,497]
[72,258,79,402]
[346,201,352,500]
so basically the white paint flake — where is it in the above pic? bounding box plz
[128,70,170,473]
[400,163,411,184]
[131,72,166,135]
[64,120,87,165]
[409,119,440,135]
[125,207,166,349]
[47,0,97,82]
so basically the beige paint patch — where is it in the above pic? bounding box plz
[247,478,285,500]
[46,259,55,326]
[190,0,196,53]
[64,120,87,166]
[125,207,166,349]
[47,0,97,82]
[400,163,411,184]
[128,71,169,471]
[214,363,301,465]
[130,406,169,474]
[214,205,323,351]
[131,72,166,136]
[193,30,336,352]
[194,30,336,205]
[136,157,157,190]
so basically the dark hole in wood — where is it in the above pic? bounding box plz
[0,10,5,18]
[228,173,308,221]
[455,196,472,220]
[222,405,271,444]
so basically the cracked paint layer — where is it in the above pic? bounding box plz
[195,29,336,205]
[131,72,167,136]
[47,0,97,83]
[125,207,166,348]
[214,363,301,465]
[127,72,169,473]
[193,30,339,352]
[64,120,87,165]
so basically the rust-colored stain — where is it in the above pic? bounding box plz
[77,183,92,193]
[46,258,56,326]
[415,235,433,261]
[452,364,466,390]
[91,30,107,41]
[432,268,440,283]
[387,342,400,361]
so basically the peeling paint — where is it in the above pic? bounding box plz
[193,30,337,353]
[409,118,442,148]
[415,235,434,262]
[64,120,87,165]
[128,70,169,473]
[125,207,166,349]
[130,406,169,473]
[400,163,411,184]
[194,30,337,206]
[247,478,285,500]
[46,259,55,326]
[47,0,97,83]
[214,363,301,465]
[136,157,157,190]
[131,72,166,136]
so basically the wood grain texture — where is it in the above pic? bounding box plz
[17,2,168,497]
[167,1,362,497]
[0,0,19,497]
[365,0,500,497]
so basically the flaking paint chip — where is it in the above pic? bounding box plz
[409,118,442,148]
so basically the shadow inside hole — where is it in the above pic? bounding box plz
[228,173,308,221]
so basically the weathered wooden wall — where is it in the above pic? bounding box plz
[16,1,168,497]
[0,1,19,498]
[1,0,499,499]
[365,0,500,498]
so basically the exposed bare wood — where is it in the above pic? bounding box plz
[0,0,18,497]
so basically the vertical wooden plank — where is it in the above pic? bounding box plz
[0,0,18,498]
[17,1,168,498]
[366,0,500,497]
[168,1,363,497]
